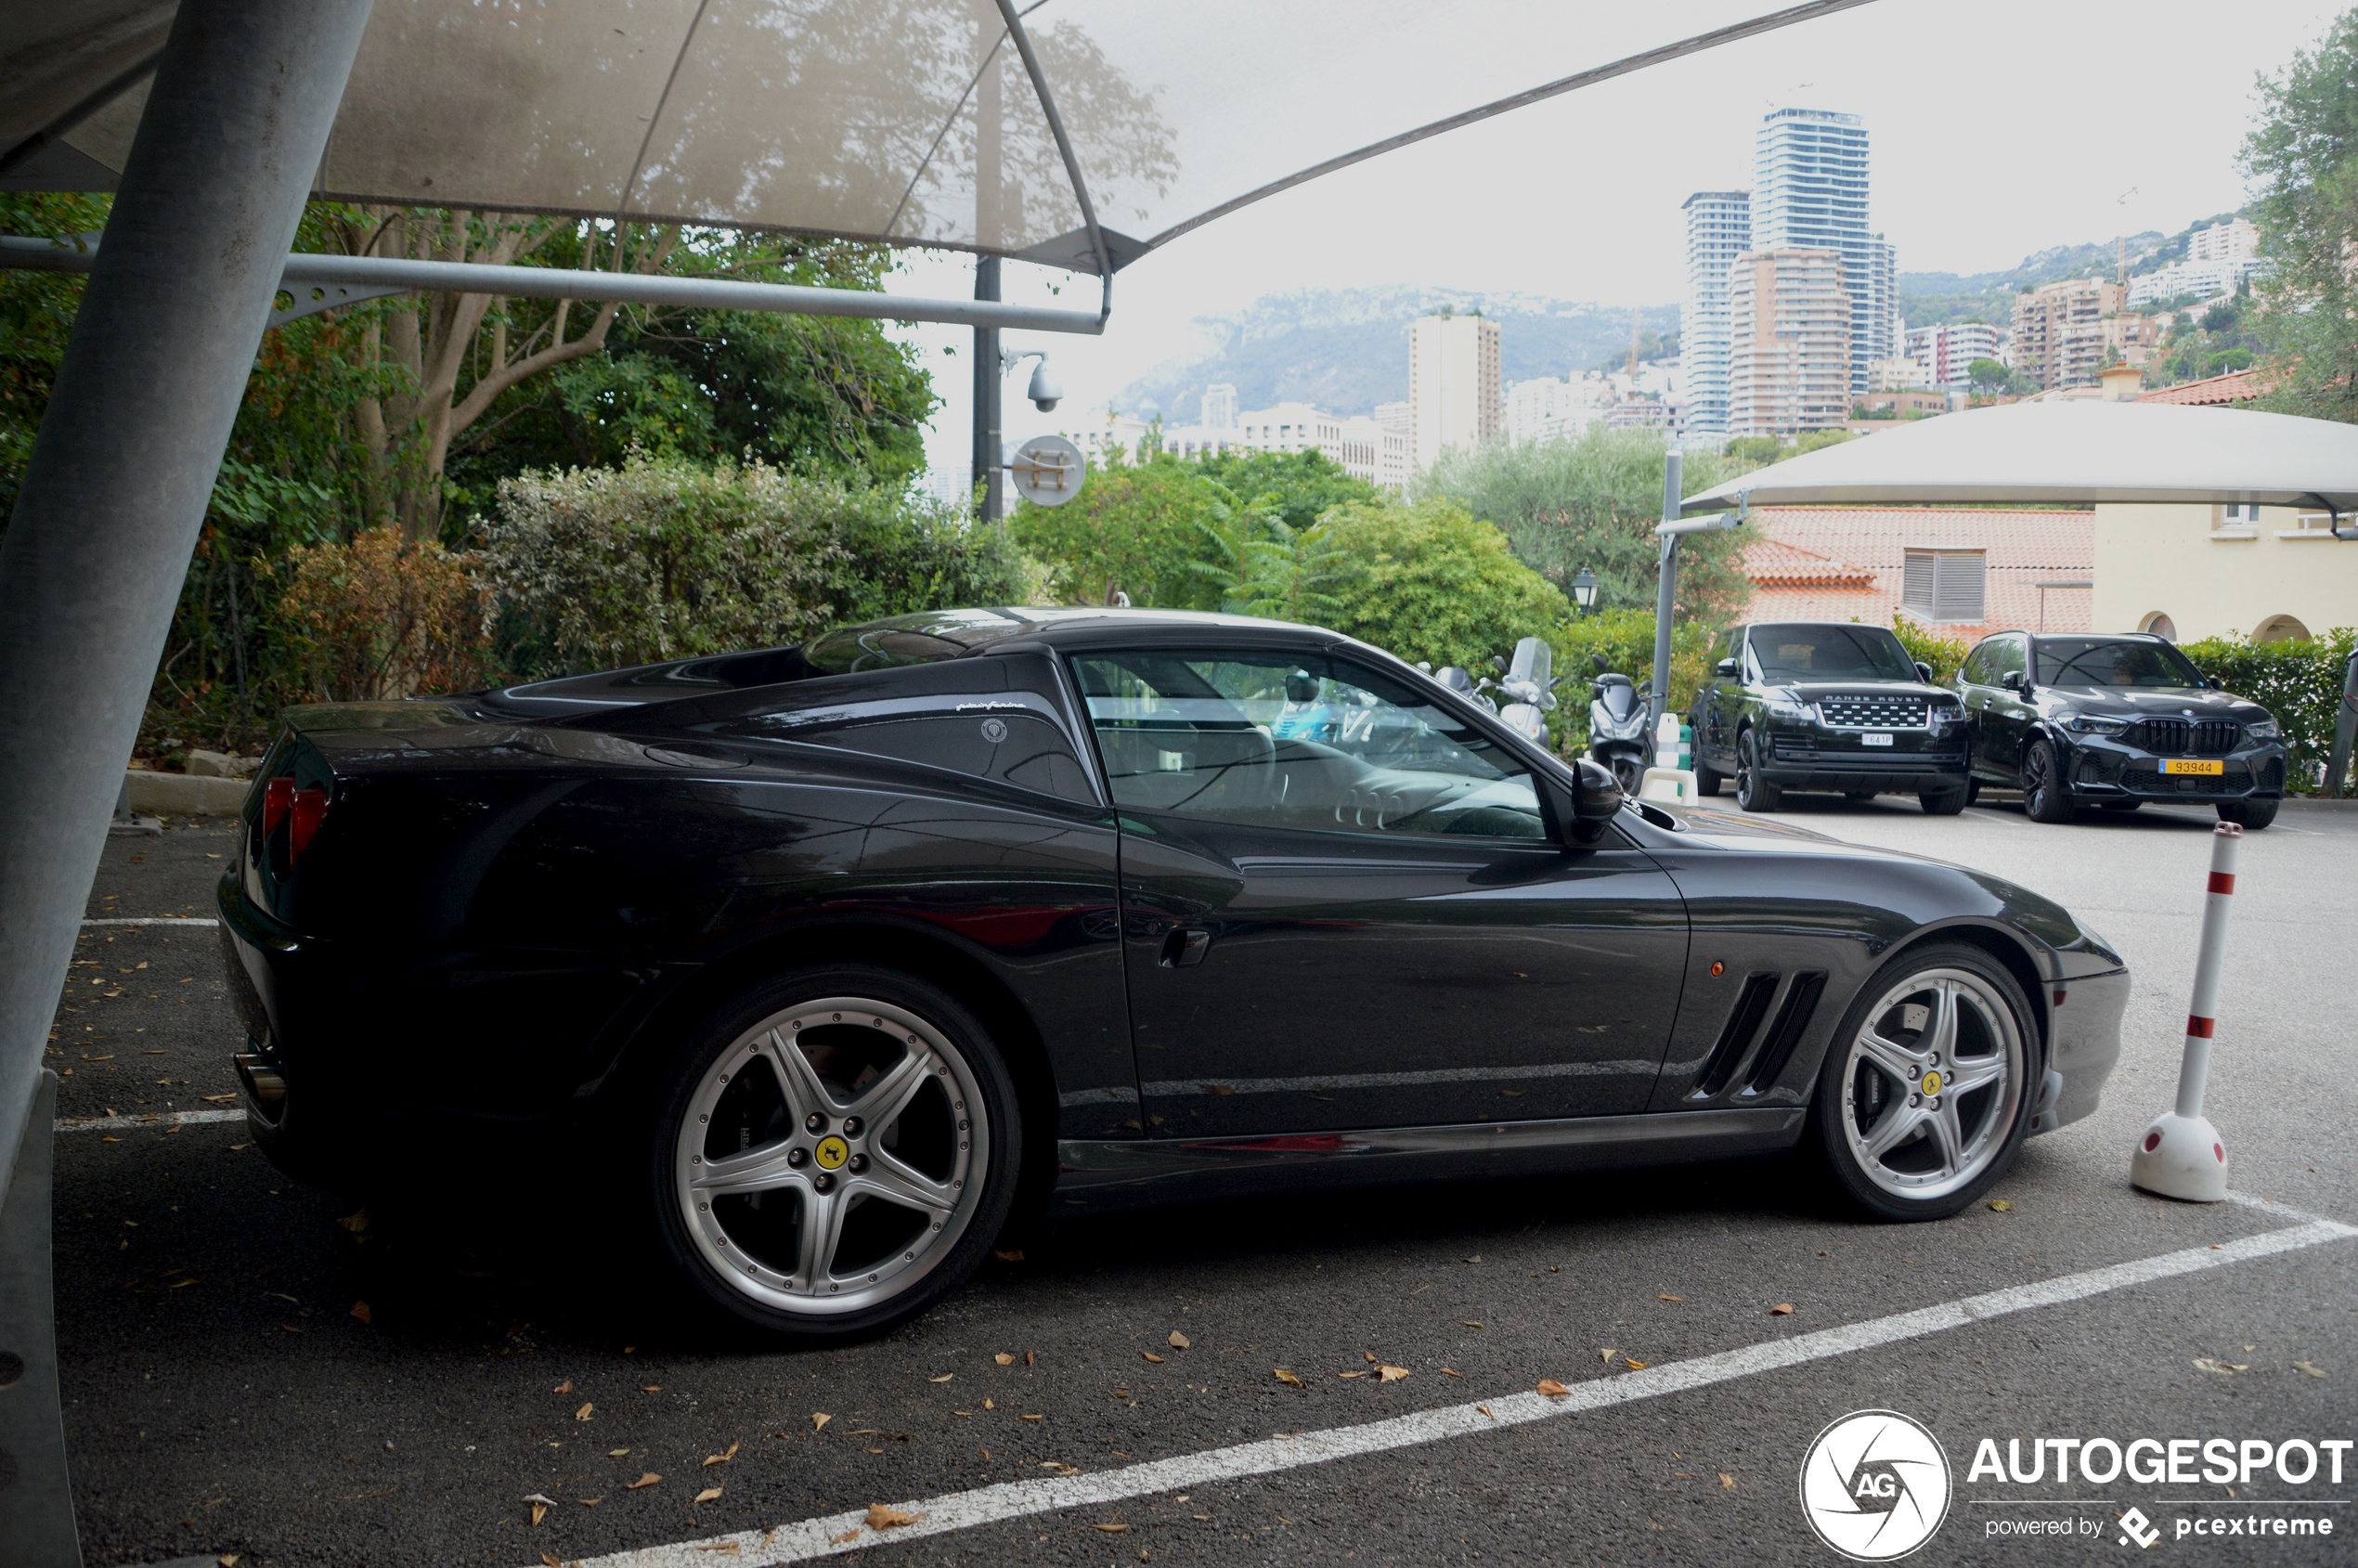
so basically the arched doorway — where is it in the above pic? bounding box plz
[2139,612,2177,641]
[2253,615,2311,643]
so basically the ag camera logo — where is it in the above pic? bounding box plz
[1800,1409,1953,1561]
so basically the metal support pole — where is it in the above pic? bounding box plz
[0,1075,71,1563]
[2325,647,2358,798]
[0,5,372,1558]
[974,259,1003,523]
[1649,449,1682,731]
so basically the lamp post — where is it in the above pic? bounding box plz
[1571,567,1598,616]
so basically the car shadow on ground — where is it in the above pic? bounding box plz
[1755,790,2230,831]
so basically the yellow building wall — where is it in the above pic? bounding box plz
[2092,503,2358,643]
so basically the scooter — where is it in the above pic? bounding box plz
[1586,654,1651,795]
[1490,637,1557,746]
[1430,664,1496,713]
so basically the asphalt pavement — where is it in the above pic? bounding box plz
[44,797,2358,1567]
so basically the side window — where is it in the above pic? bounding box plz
[1959,642,1992,685]
[1993,637,2028,680]
[1739,631,1766,685]
[714,703,1096,804]
[1071,650,1548,842]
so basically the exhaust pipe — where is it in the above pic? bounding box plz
[234,1048,286,1120]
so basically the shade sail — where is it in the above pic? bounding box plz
[3,0,1868,271]
[1683,401,2358,517]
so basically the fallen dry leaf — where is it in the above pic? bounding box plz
[1657,1294,1686,1302]
[349,1301,372,1326]
[695,1486,722,1505]
[337,1210,369,1235]
[1440,1367,1462,1378]
[1464,1254,1481,1263]
[530,1503,550,1526]
[1338,1371,1365,1380]
[1599,1348,1617,1363]
[983,1399,994,1410]
[1377,1365,1409,1383]
[831,1531,860,1546]
[1624,1358,1650,1370]
[1461,1320,1484,1328]
[2194,1358,2249,1376]
[1020,1413,1044,1421]
[1477,1405,1495,1419]
[640,1385,662,1393]
[929,1373,954,1382]
[552,1380,574,1395]
[1168,1330,1190,1350]
[811,1413,832,1432]
[1988,1199,2015,1212]
[1771,1303,1794,1316]
[627,1473,661,1490]
[1537,1380,1572,1398]
[866,1503,921,1531]
[1027,1350,1036,1367]
[607,1448,629,1458]
[543,1556,563,1568]
[1274,1369,1306,1389]
[1093,1523,1130,1533]
[704,1442,739,1466]
[2293,1361,2327,1379]
[994,1353,1016,1366]
[1720,1473,1737,1490]
[994,1249,1025,1262]
[575,1403,594,1421]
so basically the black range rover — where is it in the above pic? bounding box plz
[1691,622,1970,814]
[1952,631,2287,829]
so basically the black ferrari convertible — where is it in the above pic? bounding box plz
[217,608,2128,1336]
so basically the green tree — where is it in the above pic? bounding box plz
[1966,357,2026,399]
[1189,447,1382,532]
[1009,448,1227,608]
[1315,498,1568,669]
[2244,12,2358,421]
[1416,428,1757,625]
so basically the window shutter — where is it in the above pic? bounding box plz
[1902,549,1986,623]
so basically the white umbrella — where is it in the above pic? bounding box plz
[1683,400,2358,525]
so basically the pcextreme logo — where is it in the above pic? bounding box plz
[1800,1409,1954,1562]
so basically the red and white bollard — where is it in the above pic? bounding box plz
[2130,822,2242,1202]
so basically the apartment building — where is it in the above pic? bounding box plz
[1728,248,1852,438]
[1903,321,2004,390]
[1679,189,1752,438]
[1752,108,1895,394]
[2012,279,2127,390]
[1408,311,1502,473]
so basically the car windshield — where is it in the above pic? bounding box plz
[2036,639,2205,689]
[1749,624,1918,682]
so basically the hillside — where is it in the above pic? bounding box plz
[1900,210,2247,326]
[1108,286,1676,421]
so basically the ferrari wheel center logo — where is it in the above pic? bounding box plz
[1920,1070,1943,1096]
[814,1135,849,1171]
[1799,1409,1951,1561]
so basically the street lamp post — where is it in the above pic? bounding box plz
[1571,567,1598,616]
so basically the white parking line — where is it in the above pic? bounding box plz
[561,1213,2356,1568]
[81,917,218,927]
[55,1108,244,1134]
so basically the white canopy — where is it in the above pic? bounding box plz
[3,0,1867,274]
[1684,401,2358,518]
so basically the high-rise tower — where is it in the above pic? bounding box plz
[1753,108,1894,396]
[1680,190,1751,439]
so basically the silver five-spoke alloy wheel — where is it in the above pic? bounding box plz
[674,995,989,1317]
[1836,967,2025,1201]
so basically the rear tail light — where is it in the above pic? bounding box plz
[263,777,293,838]
[288,786,329,865]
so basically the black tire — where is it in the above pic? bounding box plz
[1735,730,1781,812]
[2020,739,2075,823]
[1611,755,1645,797]
[646,965,1021,1340]
[1810,942,2040,1223]
[1918,786,1967,816]
[2218,796,2279,829]
[2100,798,2142,813]
[1965,778,1981,805]
[1693,753,1725,797]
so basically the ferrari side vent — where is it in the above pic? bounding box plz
[1743,971,1827,1095]
[1691,973,1779,1098]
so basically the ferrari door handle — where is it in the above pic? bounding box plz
[1160,926,1212,968]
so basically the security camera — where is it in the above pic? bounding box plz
[1026,358,1063,413]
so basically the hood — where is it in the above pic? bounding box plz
[2036,685,2271,723]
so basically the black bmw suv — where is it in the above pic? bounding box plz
[1691,622,1970,814]
[1951,631,2287,828]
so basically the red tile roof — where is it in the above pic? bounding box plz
[1742,507,2095,642]
[2139,368,2269,406]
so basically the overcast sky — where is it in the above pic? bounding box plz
[892,0,2346,493]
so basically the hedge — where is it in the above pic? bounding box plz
[2178,628,2356,792]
